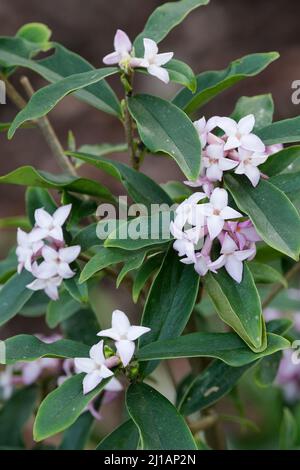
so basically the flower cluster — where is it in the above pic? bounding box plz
[75,310,150,394]
[103,29,173,83]
[16,204,81,300]
[170,113,282,283]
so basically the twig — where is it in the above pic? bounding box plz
[0,73,27,109]
[262,261,300,309]
[188,412,219,434]
[20,76,77,176]
[121,72,141,170]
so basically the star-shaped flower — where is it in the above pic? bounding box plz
[217,114,265,153]
[234,147,268,187]
[34,204,72,242]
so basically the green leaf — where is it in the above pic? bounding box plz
[116,251,146,288]
[161,180,193,202]
[139,248,200,376]
[138,59,196,92]
[134,0,209,54]
[72,223,102,251]
[0,386,38,447]
[0,250,17,283]
[34,374,110,441]
[46,290,82,328]
[205,263,265,351]
[1,334,89,365]
[249,262,287,287]
[136,332,290,367]
[225,174,300,260]
[96,420,140,450]
[0,166,114,202]
[173,52,279,114]
[270,172,300,200]
[59,412,94,450]
[78,143,127,158]
[67,151,172,208]
[8,67,118,138]
[260,146,300,176]
[17,23,52,50]
[0,216,30,231]
[255,351,282,387]
[20,291,49,317]
[279,408,298,450]
[126,382,197,450]
[61,308,100,347]
[0,39,121,117]
[257,116,300,145]
[178,361,250,416]
[105,212,173,251]
[0,270,34,327]
[26,187,56,226]
[64,271,89,304]
[132,253,164,303]
[128,94,201,180]
[231,94,274,130]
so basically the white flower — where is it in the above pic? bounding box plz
[217,114,265,153]
[34,204,72,242]
[32,245,81,280]
[193,116,219,149]
[234,147,268,187]
[210,234,256,283]
[16,227,45,273]
[197,188,242,240]
[103,29,133,69]
[135,38,173,83]
[203,144,238,181]
[75,341,114,395]
[174,191,207,229]
[171,222,199,262]
[26,275,63,301]
[97,310,151,367]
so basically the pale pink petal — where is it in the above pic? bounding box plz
[104,377,123,392]
[143,38,158,60]
[83,371,102,395]
[74,358,95,374]
[206,144,224,160]
[127,325,151,341]
[33,261,58,279]
[206,116,220,132]
[59,245,81,263]
[48,226,64,242]
[57,262,75,279]
[234,247,256,262]
[147,64,169,83]
[130,57,148,68]
[224,255,244,283]
[53,204,72,226]
[207,215,224,240]
[220,206,242,220]
[194,255,209,276]
[114,29,132,53]
[154,52,173,66]
[112,310,131,335]
[29,228,47,243]
[210,188,228,210]
[244,165,261,187]
[89,341,106,366]
[17,228,28,245]
[237,114,255,134]
[240,134,265,153]
[206,164,223,181]
[194,117,206,134]
[22,363,42,385]
[99,365,114,379]
[216,117,237,136]
[97,327,120,340]
[42,246,58,262]
[26,278,46,291]
[103,51,121,65]
[224,135,241,151]
[115,340,135,367]
[34,208,52,228]
[209,254,226,271]
[45,283,60,301]
[221,234,238,254]
[219,158,239,171]
[234,162,246,175]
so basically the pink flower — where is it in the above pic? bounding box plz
[34,204,72,242]
[134,38,173,83]
[226,220,261,250]
[217,114,265,153]
[193,116,219,149]
[103,29,133,69]
[16,227,45,273]
[234,147,268,187]
[203,143,238,181]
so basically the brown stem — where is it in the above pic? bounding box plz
[20,76,77,176]
[188,412,219,433]
[262,261,300,309]
[0,74,27,109]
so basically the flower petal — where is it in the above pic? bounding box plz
[216,117,237,136]
[207,215,224,240]
[127,325,151,341]
[59,245,81,263]
[154,52,174,66]
[53,204,72,226]
[74,357,95,374]
[244,164,261,187]
[99,365,114,379]
[206,164,223,181]
[42,245,57,262]
[26,278,46,291]
[143,38,158,59]
[224,255,244,283]
[103,51,121,65]
[34,208,52,228]
[224,135,241,151]
[115,340,135,367]
[89,340,106,366]
[97,328,120,341]
[210,188,228,210]
[240,134,265,153]
[220,206,242,220]
[112,310,131,336]
[57,262,75,279]
[114,29,132,53]
[44,282,60,301]
[221,233,238,254]
[147,64,169,83]
[82,371,102,395]
[238,114,255,134]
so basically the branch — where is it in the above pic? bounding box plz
[121,72,141,171]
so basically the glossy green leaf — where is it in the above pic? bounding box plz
[0,386,38,447]
[225,174,300,260]
[67,151,172,208]
[139,248,200,376]
[26,187,56,226]
[96,419,140,450]
[8,67,118,138]
[137,332,289,367]
[126,383,197,450]
[173,52,279,114]
[128,94,201,180]
[1,334,89,365]
[134,0,209,54]
[260,146,300,177]
[132,253,164,303]
[255,351,282,387]
[249,262,287,287]
[0,39,121,116]
[161,180,193,202]
[205,263,265,351]
[116,251,146,288]
[270,172,300,200]
[231,94,274,130]
[46,290,82,328]
[64,271,89,304]
[0,270,34,327]
[279,408,298,450]
[34,374,110,441]
[72,223,102,251]
[59,412,94,450]
[0,250,17,283]
[78,143,127,158]
[105,212,173,251]
[0,166,114,202]
[61,308,100,346]
[20,291,49,317]
[257,116,300,145]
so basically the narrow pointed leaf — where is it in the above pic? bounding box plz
[249,262,287,287]
[46,290,81,328]
[59,412,94,450]
[96,420,140,450]
[260,146,300,176]
[0,270,34,327]
[132,254,164,303]
[116,251,146,288]
[126,383,197,450]
[257,116,300,144]
[231,94,274,130]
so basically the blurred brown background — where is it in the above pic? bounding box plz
[1,0,300,220]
